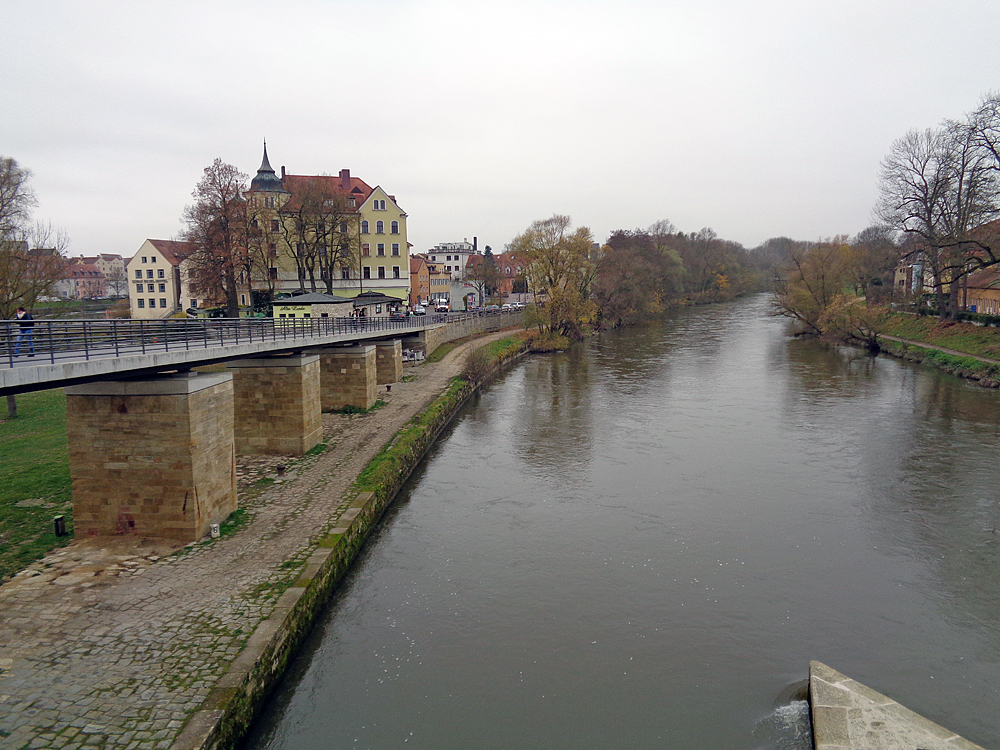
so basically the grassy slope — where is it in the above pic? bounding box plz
[0,389,74,581]
[883,313,1000,360]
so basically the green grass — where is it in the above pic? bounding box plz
[353,378,469,494]
[425,342,457,363]
[0,389,74,581]
[883,313,1000,360]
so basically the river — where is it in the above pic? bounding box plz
[243,294,1000,750]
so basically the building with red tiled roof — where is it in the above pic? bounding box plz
[126,239,221,319]
[245,144,411,303]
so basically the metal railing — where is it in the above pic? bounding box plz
[0,309,524,368]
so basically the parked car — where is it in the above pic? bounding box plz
[389,311,408,320]
[413,304,427,315]
[501,303,513,310]
[485,304,500,313]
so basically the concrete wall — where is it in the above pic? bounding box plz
[66,373,237,541]
[374,340,403,385]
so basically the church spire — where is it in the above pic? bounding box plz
[250,139,287,192]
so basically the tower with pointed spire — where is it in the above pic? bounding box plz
[250,141,288,194]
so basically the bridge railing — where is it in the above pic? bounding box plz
[0,315,427,368]
[0,310,525,368]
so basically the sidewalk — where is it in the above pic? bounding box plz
[0,331,517,750]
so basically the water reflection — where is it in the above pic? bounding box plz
[243,294,1000,750]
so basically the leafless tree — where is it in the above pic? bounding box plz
[182,159,250,317]
[278,178,359,294]
[877,120,1000,318]
[0,158,70,317]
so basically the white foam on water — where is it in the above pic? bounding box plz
[749,700,813,750]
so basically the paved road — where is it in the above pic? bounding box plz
[0,331,517,750]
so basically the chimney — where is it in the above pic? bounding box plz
[281,166,286,178]
[473,236,478,253]
[340,169,351,190]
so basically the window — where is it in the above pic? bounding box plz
[376,221,384,234]
[376,304,382,314]
[341,268,350,280]
[135,270,142,279]
[151,257,156,263]
[136,284,143,293]
[361,220,369,234]
[373,199,386,210]
[446,255,451,261]
[158,283,166,293]
[393,266,400,279]
[378,266,386,279]
[147,284,155,293]
[271,219,280,232]
[160,299,167,308]
[146,270,154,279]
[377,243,385,256]
[391,221,399,234]
[268,243,277,258]
[363,266,371,279]
[137,299,145,308]
[446,266,451,271]
[241,294,247,305]
[362,243,370,256]
[339,222,348,233]
[269,267,278,279]
[157,269,164,279]
[265,196,275,208]
[141,256,147,263]
[391,243,399,256]
[191,299,198,308]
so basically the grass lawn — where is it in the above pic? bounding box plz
[0,389,74,581]
[883,313,1000,360]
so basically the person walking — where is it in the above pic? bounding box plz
[13,307,35,357]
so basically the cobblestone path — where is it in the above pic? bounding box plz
[0,332,515,750]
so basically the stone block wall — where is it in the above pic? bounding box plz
[227,355,322,456]
[319,345,376,410]
[66,373,237,542]
[375,340,403,385]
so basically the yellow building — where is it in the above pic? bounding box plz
[245,145,411,302]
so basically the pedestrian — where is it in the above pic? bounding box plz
[13,306,35,357]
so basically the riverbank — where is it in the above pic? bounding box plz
[0,329,526,750]
[878,313,1000,386]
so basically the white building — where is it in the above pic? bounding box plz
[425,238,481,282]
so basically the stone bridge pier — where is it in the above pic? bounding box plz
[65,372,237,542]
[226,354,322,456]
[62,342,405,543]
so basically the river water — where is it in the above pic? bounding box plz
[243,295,1000,750]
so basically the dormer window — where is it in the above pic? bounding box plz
[348,198,356,208]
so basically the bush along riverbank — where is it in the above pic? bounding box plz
[191,334,531,750]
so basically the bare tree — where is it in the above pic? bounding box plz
[182,159,250,317]
[104,265,129,297]
[0,158,70,317]
[877,121,1000,318]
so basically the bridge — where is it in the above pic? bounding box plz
[0,313,512,395]
[3,310,524,542]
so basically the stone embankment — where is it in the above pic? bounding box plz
[0,329,523,750]
[810,661,985,750]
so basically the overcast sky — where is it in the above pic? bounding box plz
[4,0,999,258]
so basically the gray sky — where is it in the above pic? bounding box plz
[4,0,999,258]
